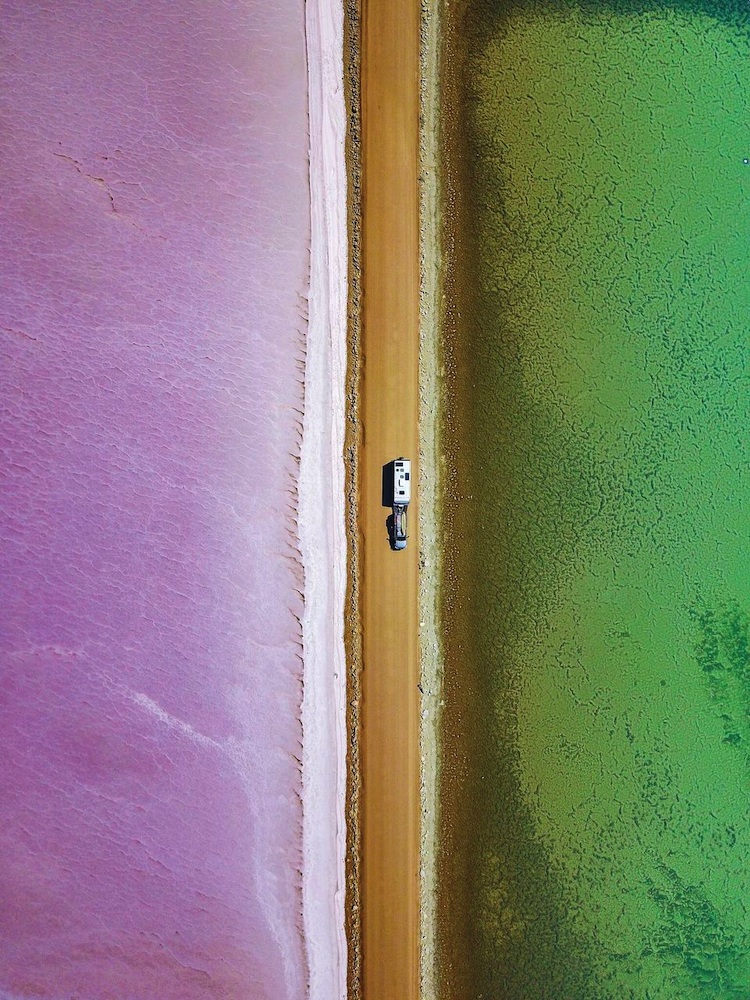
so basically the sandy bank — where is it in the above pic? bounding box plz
[299,1,348,997]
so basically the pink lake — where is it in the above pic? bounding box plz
[0,1,313,997]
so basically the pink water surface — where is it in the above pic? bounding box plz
[0,2,312,997]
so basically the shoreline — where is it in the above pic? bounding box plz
[299,0,348,996]
[418,0,446,994]
[342,0,364,993]
[420,1,480,992]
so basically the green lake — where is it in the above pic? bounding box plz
[438,2,750,997]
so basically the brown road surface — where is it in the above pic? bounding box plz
[359,0,421,997]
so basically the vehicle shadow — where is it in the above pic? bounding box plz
[381,461,394,508]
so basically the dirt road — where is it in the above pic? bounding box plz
[359,0,421,996]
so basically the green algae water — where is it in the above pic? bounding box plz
[438,2,750,997]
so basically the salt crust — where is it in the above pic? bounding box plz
[299,0,348,996]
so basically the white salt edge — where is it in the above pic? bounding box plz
[299,0,348,996]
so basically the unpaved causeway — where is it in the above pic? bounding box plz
[358,0,421,996]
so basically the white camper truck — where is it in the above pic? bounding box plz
[391,457,411,550]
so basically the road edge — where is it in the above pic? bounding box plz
[418,0,446,995]
[342,0,364,996]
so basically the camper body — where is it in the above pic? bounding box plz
[390,457,410,551]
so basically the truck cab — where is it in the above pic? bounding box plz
[392,506,408,550]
